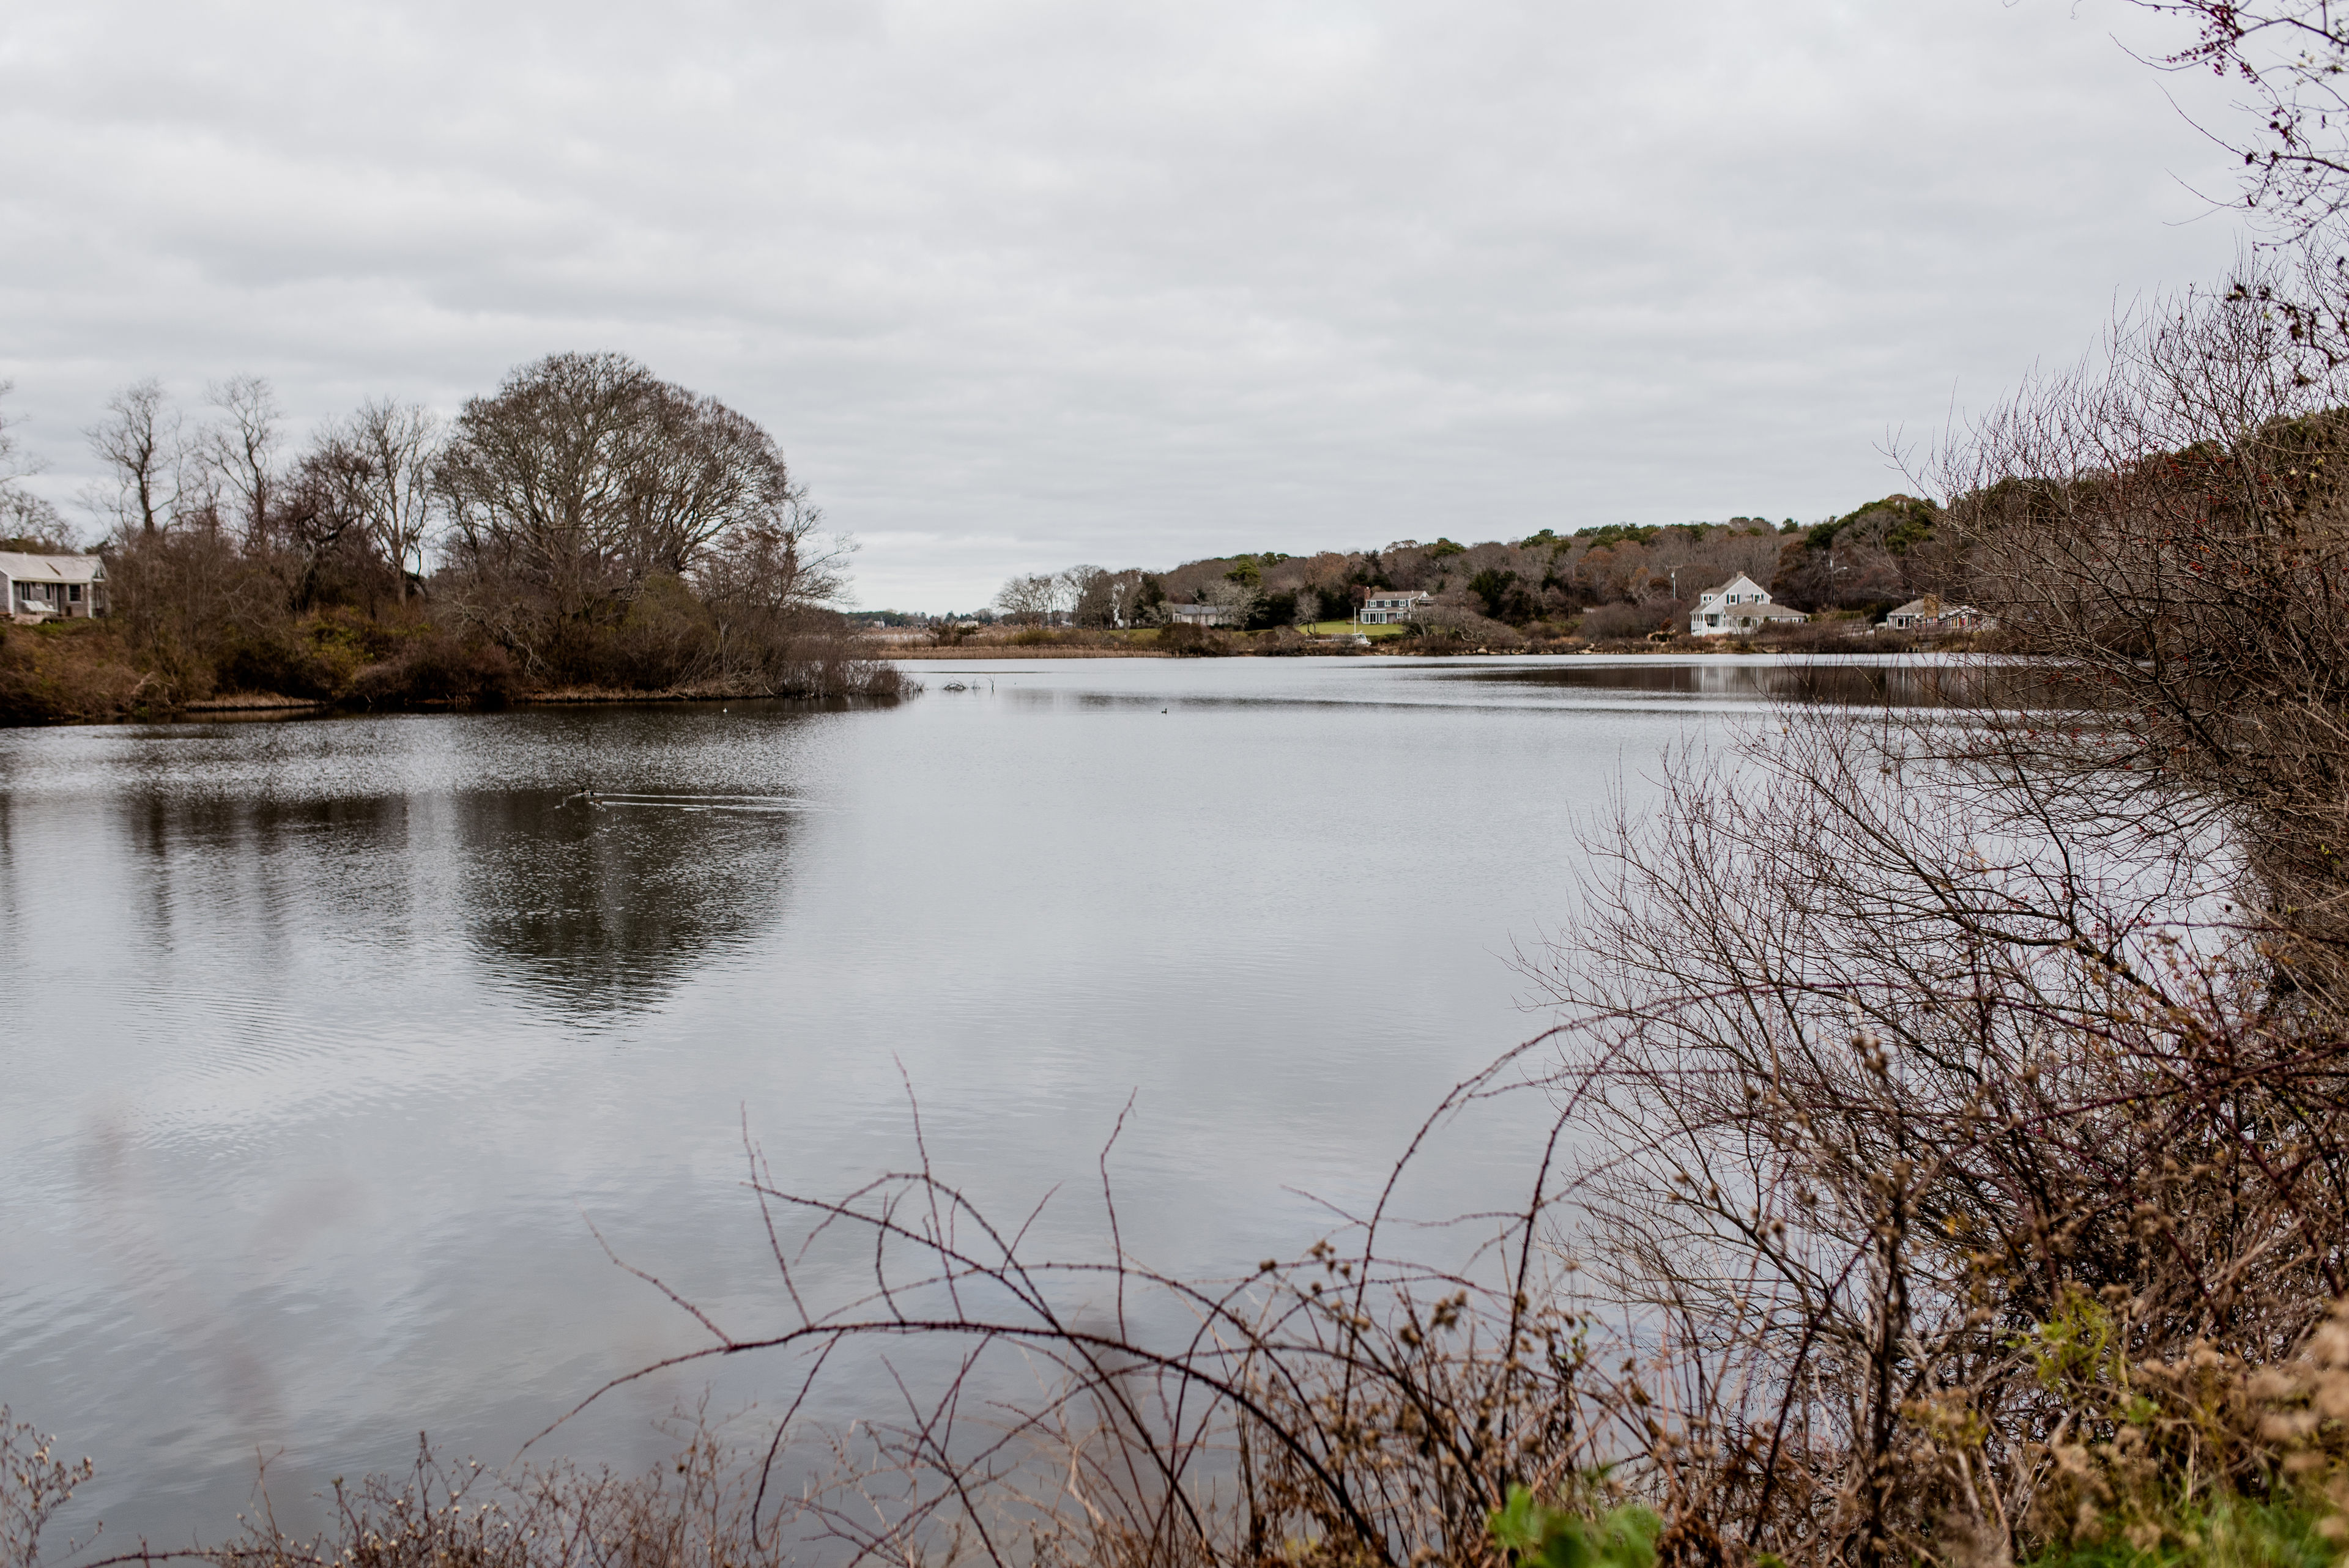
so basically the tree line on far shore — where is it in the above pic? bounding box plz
[0,353,896,722]
[988,497,1945,645]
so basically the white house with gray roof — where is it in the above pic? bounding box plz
[1359,590,1433,625]
[1,552,106,623]
[1688,573,1805,637]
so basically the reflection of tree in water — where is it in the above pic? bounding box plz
[101,790,420,957]
[459,790,793,1015]
[1439,659,2077,709]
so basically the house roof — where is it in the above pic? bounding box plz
[1699,573,1767,599]
[1701,601,1804,620]
[1889,598,1984,622]
[0,552,103,584]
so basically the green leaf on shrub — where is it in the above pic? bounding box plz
[1488,1484,1661,1568]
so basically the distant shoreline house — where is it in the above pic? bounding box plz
[1884,596,1991,632]
[1689,573,1806,637]
[1,552,107,623]
[1167,602,1238,627]
[1359,590,1433,625]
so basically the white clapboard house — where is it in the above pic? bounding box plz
[1,552,107,623]
[1359,590,1433,625]
[1688,573,1806,637]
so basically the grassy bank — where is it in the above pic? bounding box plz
[1301,619,1409,637]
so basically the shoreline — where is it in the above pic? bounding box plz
[880,643,1173,659]
[884,637,1991,661]
[58,682,907,725]
[8,641,2008,725]
[180,692,336,712]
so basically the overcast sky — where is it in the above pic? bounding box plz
[2,1,2251,610]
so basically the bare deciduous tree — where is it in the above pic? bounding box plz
[1073,566,1147,627]
[696,489,860,687]
[2139,1,2349,235]
[1938,267,2349,957]
[437,353,837,678]
[337,400,441,601]
[993,572,1061,626]
[273,432,383,613]
[1058,564,1106,625]
[0,383,72,550]
[440,353,807,608]
[201,374,282,548]
[1526,693,2349,1561]
[85,379,176,536]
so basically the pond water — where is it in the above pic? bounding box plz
[0,654,1944,1543]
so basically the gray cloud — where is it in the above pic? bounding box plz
[2,0,2247,608]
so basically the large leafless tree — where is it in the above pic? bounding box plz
[335,399,442,601]
[993,572,1062,625]
[84,379,177,536]
[201,374,281,548]
[438,352,818,616]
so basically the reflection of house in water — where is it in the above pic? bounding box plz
[1431,656,2035,711]
[1689,574,1807,636]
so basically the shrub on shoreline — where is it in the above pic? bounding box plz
[0,611,899,723]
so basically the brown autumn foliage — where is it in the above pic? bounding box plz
[0,619,154,723]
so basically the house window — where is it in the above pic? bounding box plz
[69,586,81,602]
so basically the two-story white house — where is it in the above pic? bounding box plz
[1,552,107,623]
[1689,573,1806,637]
[1359,590,1433,625]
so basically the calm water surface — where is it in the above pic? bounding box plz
[0,654,1936,1540]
